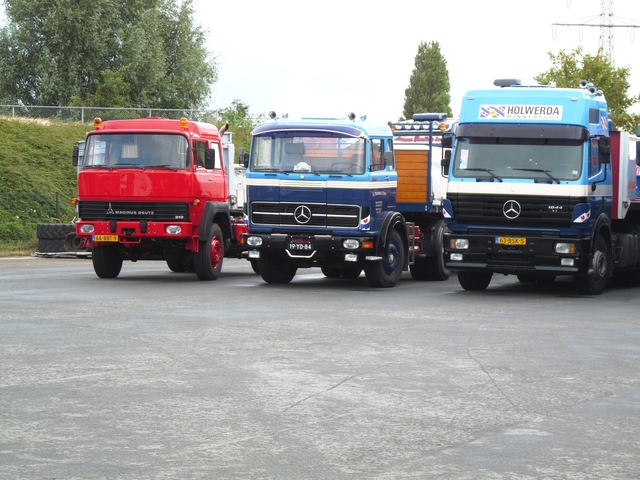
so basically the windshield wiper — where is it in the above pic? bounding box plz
[513,168,560,184]
[463,168,503,182]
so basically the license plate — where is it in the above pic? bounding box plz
[94,235,119,242]
[288,237,313,251]
[288,242,314,251]
[496,236,526,245]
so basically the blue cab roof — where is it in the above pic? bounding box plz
[459,85,608,132]
[252,115,393,138]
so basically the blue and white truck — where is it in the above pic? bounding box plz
[442,79,640,295]
[242,112,452,287]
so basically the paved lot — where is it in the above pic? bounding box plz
[1,256,639,479]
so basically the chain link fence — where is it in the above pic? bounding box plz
[0,105,221,124]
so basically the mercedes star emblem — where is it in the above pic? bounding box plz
[294,205,312,224]
[503,200,521,219]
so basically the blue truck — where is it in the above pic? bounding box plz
[442,79,640,295]
[242,112,453,287]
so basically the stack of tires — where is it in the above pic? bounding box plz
[36,223,76,253]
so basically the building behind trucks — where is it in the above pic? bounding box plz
[72,117,247,280]
[442,79,640,295]
[242,112,453,287]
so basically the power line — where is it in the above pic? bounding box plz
[552,0,640,67]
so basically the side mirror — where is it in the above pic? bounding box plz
[243,153,249,168]
[204,148,216,169]
[441,150,451,176]
[441,134,453,148]
[599,136,611,165]
[383,151,394,168]
[72,144,79,167]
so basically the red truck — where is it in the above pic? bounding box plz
[72,117,247,280]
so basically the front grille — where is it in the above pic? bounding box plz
[450,194,584,227]
[251,202,360,228]
[79,201,189,221]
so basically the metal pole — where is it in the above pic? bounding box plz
[55,192,60,219]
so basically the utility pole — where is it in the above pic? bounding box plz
[552,0,640,67]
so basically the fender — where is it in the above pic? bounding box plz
[199,201,232,241]
[376,211,409,269]
[590,212,613,276]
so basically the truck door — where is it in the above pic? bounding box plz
[194,140,226,201]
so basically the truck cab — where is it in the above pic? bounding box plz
[74,117,246,280]
[443,80,640,294]
[243,112,409,287]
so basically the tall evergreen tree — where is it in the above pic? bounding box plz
[0,0,217,109]
[402,41,453,121]
[535,47,640,133]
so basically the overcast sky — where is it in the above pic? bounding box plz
[1,0,638,121]
[195,0,640,121]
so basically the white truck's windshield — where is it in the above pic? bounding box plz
[453,137,583,182]
[82,133,190,169]
[251,135,366,175]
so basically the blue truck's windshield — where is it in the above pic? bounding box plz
[452,137,583,181]
[82,133,189,169]
[250,135,366,175]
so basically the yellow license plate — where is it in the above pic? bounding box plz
[94,235,119,242]
[496,236,526,245]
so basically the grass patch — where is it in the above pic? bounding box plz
[0,117,91,247]
[0,239,39,257]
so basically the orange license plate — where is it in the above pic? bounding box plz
[496,236,526,245]
[93,235,119,242]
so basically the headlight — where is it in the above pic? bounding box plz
[166,225,182,234]
[554,242,576,254]
[450,253,463,261]
[246,236,263,247]
[342,239,360,250]
[450,238,469,250]
[80,224,95,233]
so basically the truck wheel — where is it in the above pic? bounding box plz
[250,259,260,274]
[426,224,450,281]
[409,257,429,281]
[258,251,297,284]
[457,271,492,291]
[92,245,123,278]
[166,258,187,273]
[365,229,404,288]
[195,223,223,281]
[574,235,609,295]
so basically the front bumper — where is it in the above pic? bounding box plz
[243,232,377,265]
[444,231,592,275]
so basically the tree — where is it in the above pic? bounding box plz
[218,99,257,161]
[0,0,217,109]
[535,47,640,133]
[402,41,453,121]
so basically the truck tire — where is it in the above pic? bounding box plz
[574,235,609,295]
[426,224,450,281]
[166,258,187,273]
[258,251,297,284]
[38,238,66,253]
[36,223,75,240]
[195,223,223,281]
[364,229,404,288]
[250,259,260,274]
[457,271,492,291]
[92,245,123,279]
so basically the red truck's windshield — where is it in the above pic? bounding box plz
[82,133,190,169]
